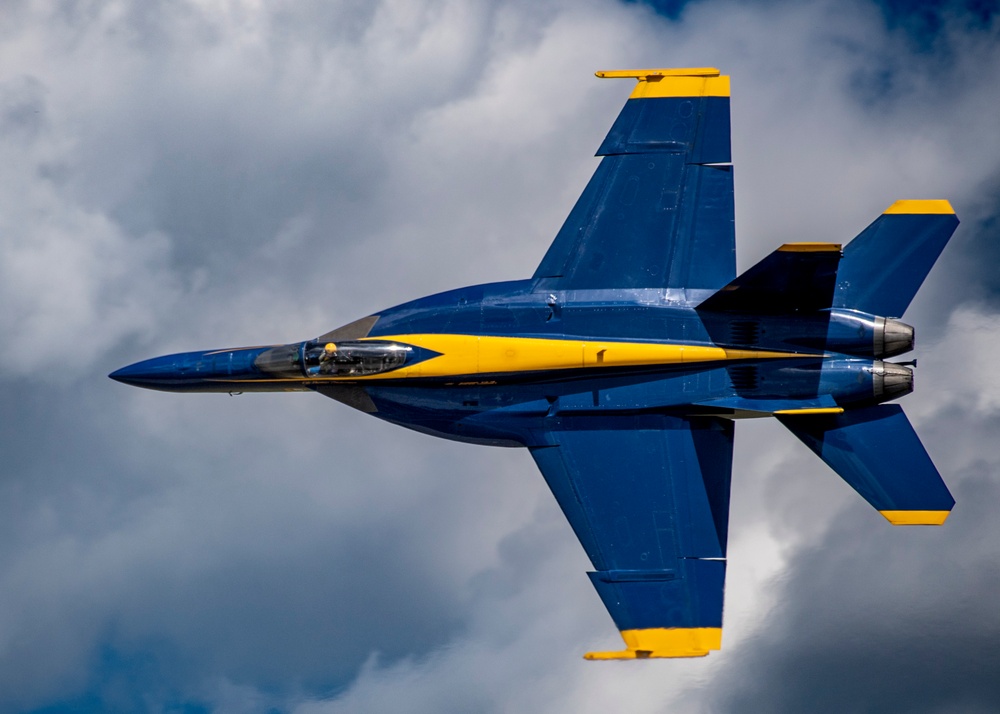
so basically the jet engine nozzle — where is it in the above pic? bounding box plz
[822,311,913,358]
[873,361,913,402]
[875,317,914,358]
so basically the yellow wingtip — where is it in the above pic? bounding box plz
[596,68,729,98]
[880,510,951,525]
[584,649,711,660]
[596,67,721,79]
[883,200,955,215]
[584,627,722,660]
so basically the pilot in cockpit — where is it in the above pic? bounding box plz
[318,343,338,374]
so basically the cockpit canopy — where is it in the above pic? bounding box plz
[255,340,412,379]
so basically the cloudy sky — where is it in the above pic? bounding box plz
[2,0,1000,711]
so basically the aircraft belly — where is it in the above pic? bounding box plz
[364,369,731,444]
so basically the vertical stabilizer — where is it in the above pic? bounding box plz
[834,200,959,317]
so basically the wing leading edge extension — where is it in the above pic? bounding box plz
[527,414,734,659]
[533,69,735,292]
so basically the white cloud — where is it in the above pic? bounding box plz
[0,74,180,379]
[912,304,1000,419]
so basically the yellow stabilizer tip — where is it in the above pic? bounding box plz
[584,627,722,660]
[883,200,955,215]
[774,407,845,415]
[777,242,842,253]
[880,510,951,525]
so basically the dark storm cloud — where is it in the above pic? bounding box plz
[701,269,1000,712]
[941,174,1000,312]
[0,372,557,710]
[710,447,1000,714]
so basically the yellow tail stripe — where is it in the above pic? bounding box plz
[585,627,722,660]
[880,510,951,525]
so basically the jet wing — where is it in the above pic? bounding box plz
[533,68,735,291]
[526,414,733,658]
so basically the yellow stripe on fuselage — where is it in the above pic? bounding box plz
[336,334,810,381]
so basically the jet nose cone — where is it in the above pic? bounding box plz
[109,347,271,392]
[108,365,136,384]
[109,354,188,390]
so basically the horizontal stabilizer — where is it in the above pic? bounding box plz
[835,200,959,317]
[778,405,953,524]
[696,243,841,313]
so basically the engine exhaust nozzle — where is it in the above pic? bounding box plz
[873,361,913,402]
[874,317,915,358]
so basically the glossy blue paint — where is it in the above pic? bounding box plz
[779,405,955,514]
[110,69,959,657]
[109,347,271,392]
[530,414,732,632]
[535,92,734,291]
[597,96,731,162]
[698,245,841,313]
[835,211,960,317]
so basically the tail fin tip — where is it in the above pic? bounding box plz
[883,199,955,215]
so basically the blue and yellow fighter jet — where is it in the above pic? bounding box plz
[111,68,959,659]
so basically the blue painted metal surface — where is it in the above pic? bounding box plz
[779,405,955,515]
[110,69,960,659]
[835,210,960,317]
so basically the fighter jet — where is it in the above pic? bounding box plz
[111,68,958,659]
